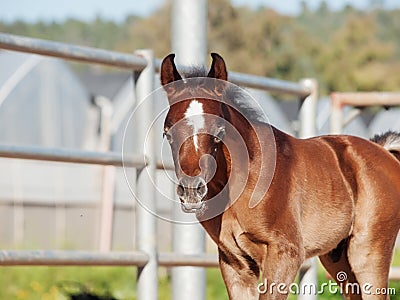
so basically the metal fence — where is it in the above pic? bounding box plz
[330,92,400,134]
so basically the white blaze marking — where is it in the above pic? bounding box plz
[184,100,205,150]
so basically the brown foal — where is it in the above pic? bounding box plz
[160,52,400,300]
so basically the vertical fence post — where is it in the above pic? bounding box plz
[171,1,207,300]
[12,161,24,247]
[95,95,116,252]
[298,78,318,300]
[299,79,318,138]
[330,93,343,134]
[134,49,158,300]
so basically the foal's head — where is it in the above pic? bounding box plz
[160,53,230,213]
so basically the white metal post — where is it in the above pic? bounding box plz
[299,79,318,138]
[134,49,158,300]
[171,1,207,300]
[298,78,318,300]
[99,165,116,251]
[330,93,343,134]
[172,0,207,67]
[96,96,116,252]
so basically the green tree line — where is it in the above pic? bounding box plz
[1,0,400,95]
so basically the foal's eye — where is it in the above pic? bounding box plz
[163,132,173,144]
[213,127,226,144]
[213,136,222,143]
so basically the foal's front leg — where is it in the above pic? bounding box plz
[259,242,304,300]
[219,249,260,300]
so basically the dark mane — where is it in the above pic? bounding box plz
[182,67,268,123]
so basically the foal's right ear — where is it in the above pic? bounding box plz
[207,53,228,81]
[160,54,182,93]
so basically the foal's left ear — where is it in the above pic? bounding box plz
[207,53,228,81]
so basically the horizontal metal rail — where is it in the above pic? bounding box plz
[0,33,310,97]
[0,33,148,71]
[331,92,400,107]
[153,59,311,97]
[0,250,314,271]
[0,144,145,168]
[389,267,400,281]
[0,250,219,268]
[229,72,310,97]
[159,253,218,268]
[156,161,174,171]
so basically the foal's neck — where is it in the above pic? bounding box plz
[227,105,260,156]
[198,107,264,242]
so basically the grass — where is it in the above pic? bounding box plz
[0,266,137,299]
[0,266,224,299]
[1,251,400,299]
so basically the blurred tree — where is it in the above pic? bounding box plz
[1,1,400,95]
[300,1,310,16]
[317,1,329,16]
[369,0,385,9]
[118,4,171,57]
[316,14,395,92]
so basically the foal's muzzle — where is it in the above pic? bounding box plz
[177,176,208,213]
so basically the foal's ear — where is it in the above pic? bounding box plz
[208,53,228,96]
[160,53,182,92]
[207,53,228,81]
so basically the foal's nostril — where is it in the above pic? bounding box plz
[177,183,185,197]
[196,178,207,198]
[196,181,203,192]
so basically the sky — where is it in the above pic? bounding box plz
[1,0,399,23]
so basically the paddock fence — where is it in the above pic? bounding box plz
[330,92,400,134]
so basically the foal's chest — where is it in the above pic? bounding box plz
[218,212,267,266]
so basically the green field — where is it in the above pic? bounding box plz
[0,266,226,299]
[1,252,400,299]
